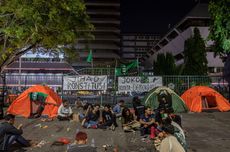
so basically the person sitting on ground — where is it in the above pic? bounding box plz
[139,107,156,136]
[167,108,182,127]
[57,100,73,121]
[77,103,93,122]
[67,131,96,152]
[75,97,85,109]
[121,107,140,132]
[155,107,168,126]
[82,104,100,129]
[159,124,185,152]
[0,114,31,151]
[132,96,145,120]
[29,92,46,118]
[162,117,187,151]
[101,104,118,130]
[113,100,125,117]
[158,90,172,110]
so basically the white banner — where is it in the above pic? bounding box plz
[63,75,107,90]
[118,76,162,93]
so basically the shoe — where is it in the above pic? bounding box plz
[91,125,97,129]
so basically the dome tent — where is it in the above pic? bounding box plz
[7,85,62,118]
[181,86,230,112]
[143,86,188,113]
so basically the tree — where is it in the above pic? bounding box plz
[153,52,177,75]
[0,0,93,118]
[183,27,208,75]
[209,0,230,54]
[209,0,230,101]
[0,0,94,73]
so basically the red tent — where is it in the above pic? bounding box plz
[181,86,230,112]
[7,85,62,118]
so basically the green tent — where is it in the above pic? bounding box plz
[143,86,188,113]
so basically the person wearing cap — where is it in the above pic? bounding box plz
[67,131,96,152]
[0,114,31,151]
[159,124,185,152]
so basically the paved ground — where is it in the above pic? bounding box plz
[182,112,230,152]
[2,111,230,152]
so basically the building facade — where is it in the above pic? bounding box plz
[121,33,160,63]
[1,52,75,92]
[74,0,121,69]
[144,4,225,75]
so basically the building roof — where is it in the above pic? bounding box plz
[144,3,210,62]
[5,62,74,71]
[186,4,209,18]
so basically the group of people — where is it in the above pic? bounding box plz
[0,94,187,152]
[59,95,187,152]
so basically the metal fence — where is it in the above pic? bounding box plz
[0,74,229,100]
[162,75,229,98]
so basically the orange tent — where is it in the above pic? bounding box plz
[7,85,62,118]
[181,86,230,112]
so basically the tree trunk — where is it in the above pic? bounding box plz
[0,74,6,119]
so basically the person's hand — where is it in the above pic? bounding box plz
[144,124,148,128]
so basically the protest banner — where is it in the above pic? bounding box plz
[118,76,162,93]
[63,75,107,90]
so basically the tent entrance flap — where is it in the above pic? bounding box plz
[202,96,217,109]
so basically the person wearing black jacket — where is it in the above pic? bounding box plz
[101,104,117,130]
[132,96,145,120]
[0,114,30,151]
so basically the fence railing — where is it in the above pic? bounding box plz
[0,74,229,99]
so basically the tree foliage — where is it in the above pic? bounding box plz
[0,0,94,72]
[183,27,208,75]
[209,0,230,54]
[153,52,178,75]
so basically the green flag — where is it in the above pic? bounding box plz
[115,68,122,76]
[86,49,92,63]
[126,59,139,70]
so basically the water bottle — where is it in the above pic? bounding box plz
[91,138,95,147]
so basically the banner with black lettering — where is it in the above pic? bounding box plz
[118,76,162,93]
[63,75,107,90]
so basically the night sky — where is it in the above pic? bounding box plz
[121,0,209,35]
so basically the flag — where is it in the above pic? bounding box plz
[126,59,139,70]
[86,49,92,63]
[115,68,122,76]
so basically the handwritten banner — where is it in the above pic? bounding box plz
[63,75,107,90]
[118,76,162,93]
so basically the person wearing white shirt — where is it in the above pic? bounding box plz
[57,100,73,121]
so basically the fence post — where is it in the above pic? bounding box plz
[25,75,27,88]
[187,76,190,89]
[61,74,64,99]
